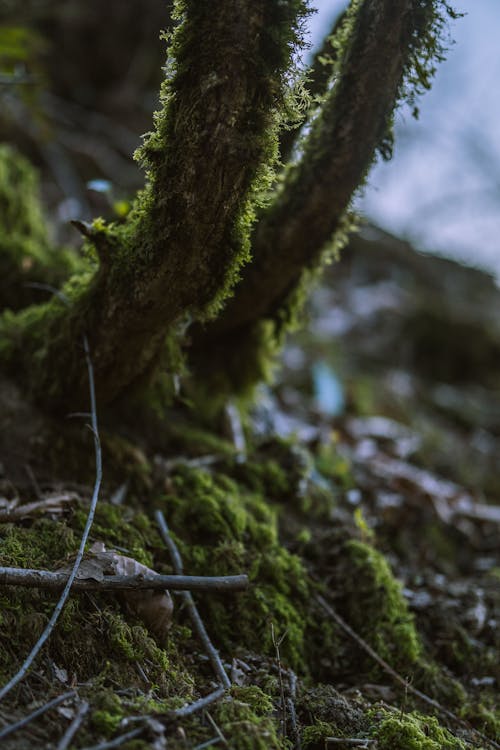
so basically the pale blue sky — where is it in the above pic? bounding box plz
[308,1,500,280]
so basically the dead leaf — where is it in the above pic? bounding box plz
[57,706,75,720]
[53,665,69,684]
[78,542,174,640]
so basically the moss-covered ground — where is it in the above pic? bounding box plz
[1,232,499,748]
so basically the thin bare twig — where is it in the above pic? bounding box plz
[206,710,229,747]
[155,510,184,573]
[57,700,89,750]
[271,624,287,737]
[81,727,143,750]
[287,668,300,747]
[287,697,300,750]
[0,330,101,701]
[316,595,500,750]
[0,690,76,741]
[0,566,249,593]
[166,686,226,719]
[122,686,227,728]
[193,738,222,750]
[326,739,374,747]
[155,510,231,689]
[24,464,42,499]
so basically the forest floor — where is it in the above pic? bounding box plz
[0,227,499,749]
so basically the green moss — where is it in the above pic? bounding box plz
[413,662,466,709]
[337,540,421,671]
[0,144,82,311]
[215,696,284,750]
[315,438,355,491]
[0,264,97,405]
[230,686,275,716]
[0,517,76,567]
[371,711,466,750]
[298,684,370,736]
[167,422,236,459]
[302,721,341,748]
[73,501,158,567]
[91,691,125,737]
[158,465,310,668]
[0,510,194,698]
[234,457,290,500]
[104,610,170,672]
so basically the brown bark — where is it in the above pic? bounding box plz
[189,0,436,387]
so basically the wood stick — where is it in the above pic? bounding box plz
[155,511,232,690]
[0,566,249,593]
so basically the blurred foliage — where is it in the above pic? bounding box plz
[0,25,43,73]
[0,0,172,227]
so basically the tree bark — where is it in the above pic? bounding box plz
[188,0,447,392]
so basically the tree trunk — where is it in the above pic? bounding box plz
[187,0,451,394]
[0,0,309,410]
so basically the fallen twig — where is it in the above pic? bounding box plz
[24,463,43,500]
[0,690,76,741]
[0,326,102,701]
[287,697,300,750]
[57,699,89,750]
[193,737,222,750]
[271,623,288,737]
[206,710,229,747]
[156,510,232,689]
[0,493,78,522]
[122,685,228,729]
[326,739,374,747]
[316,594,500,750]
[166,686,227,719]
[81,727,143,750]
[0,566,249,593]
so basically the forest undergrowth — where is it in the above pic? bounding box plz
[0,227,499,749]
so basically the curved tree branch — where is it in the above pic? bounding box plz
[189,0,454,391]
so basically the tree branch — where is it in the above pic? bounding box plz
[189,0,455,391]
[0,691,76,742]
[278,9,347,165]
[156,510,232,689]
[0,566,249,593]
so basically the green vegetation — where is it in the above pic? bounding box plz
[1,3,494,749]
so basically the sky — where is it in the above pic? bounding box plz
[307,1,500,280]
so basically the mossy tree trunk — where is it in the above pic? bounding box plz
[188,0,454,392]
[0,0,456,411]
